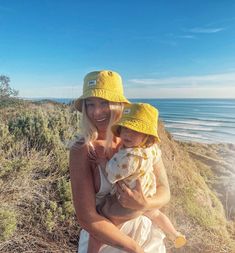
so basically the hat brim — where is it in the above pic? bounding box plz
[74,88,130,112]
[111,118,160,142]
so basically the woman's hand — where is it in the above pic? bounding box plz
[116,158,170,212]
[116,178,148,212]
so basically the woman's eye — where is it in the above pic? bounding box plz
[86,103,94,108]
[101,101,109,107]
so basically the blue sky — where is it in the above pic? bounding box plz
[1,0,235,98]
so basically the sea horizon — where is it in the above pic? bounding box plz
[25,97,235,145]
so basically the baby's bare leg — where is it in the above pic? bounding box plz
[145,210,178,235]
[145,210,187,248]
[100,194,142,226]
[87,235,102,253]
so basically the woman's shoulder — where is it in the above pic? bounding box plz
[69,137,88,154]
[69,138,95,173]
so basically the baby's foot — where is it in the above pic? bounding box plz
[173,232,187,248]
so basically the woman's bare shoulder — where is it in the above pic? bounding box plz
[69,141,91,166]
[70,138,87,152]
[69,139,91,175]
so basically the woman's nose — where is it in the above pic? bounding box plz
[93,106,102,116]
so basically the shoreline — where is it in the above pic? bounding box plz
[175,138,235,146]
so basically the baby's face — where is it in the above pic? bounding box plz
[120,127,147,148]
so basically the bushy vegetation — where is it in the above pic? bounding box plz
[0,100,234,252]
[0,100,81,252]
[0,208,17,241]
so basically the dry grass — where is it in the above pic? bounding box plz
[0,102,234,252]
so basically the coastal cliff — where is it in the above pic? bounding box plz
[0,100,234,253]
[158,122,235,252]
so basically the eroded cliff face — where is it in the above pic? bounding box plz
[157,121,235,252]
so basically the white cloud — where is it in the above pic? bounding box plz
[125,86,235,99]
[129,72,235,88]
[19,73,235,99]
[126,72,235,98]
[176,35,196,39]
[188,27,225,34]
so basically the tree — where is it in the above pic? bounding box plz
[0,75,19,99]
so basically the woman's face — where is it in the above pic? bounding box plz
[85,97,111,132]
[120,127,146,148]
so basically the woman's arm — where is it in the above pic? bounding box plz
[116,157,170,211]
[69,143,144,253]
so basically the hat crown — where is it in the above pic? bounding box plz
[111,103,160,142]
[83,70,124,94]
[123,103,158,126]
[74,70,130,112]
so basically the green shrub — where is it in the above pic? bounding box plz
[57,177,74,216]
[0,208,17,241]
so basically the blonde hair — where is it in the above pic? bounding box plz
[79,101,98,144]
[77,100,124,155]
[105,102,124,156]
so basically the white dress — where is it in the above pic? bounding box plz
[78,167,166,253]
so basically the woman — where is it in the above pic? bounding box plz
[69,70,170,253]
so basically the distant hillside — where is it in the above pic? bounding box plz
[0,100,234,253]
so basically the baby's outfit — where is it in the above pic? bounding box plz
[105,143,161,196]
[104,143,187,249]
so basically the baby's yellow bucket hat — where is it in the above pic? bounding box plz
[75,70,130,111]
[112,103,160,142]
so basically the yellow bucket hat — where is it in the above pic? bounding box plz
[112,103,160,142]
[75,70,130,111]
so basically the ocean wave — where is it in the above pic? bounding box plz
[171,132,235,143]
[171,132,211,140]
[165,123,214,131]
[171,130,235,143]
[163,119,223,127]
[161,115,235,124]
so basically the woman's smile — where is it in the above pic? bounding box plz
[85,97,111,130]
[95,117,107,122]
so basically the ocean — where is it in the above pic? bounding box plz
[42,98,235,144]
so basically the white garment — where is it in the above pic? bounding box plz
[78,167,166,253]
[106,144,161,197]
